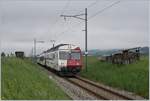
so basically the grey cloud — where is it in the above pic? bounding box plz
[0,0,148,56]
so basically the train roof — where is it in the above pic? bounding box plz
[46,44,79,52]
[37,44,80,56]
[15,51,24,53]
[46,44,68,52]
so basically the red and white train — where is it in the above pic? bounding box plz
[37,44,82,76]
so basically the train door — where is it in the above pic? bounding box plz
[44,52,46,66]
[49,52,54,68]
[45,53,49,67]
[53,51,59,70]
[46,52,53,68]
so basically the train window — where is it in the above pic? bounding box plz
[47,53,54,60]
[55,52,58,58]
[59,51,69,60]
[59,51,80,60]
[49,54,52,59]
[53,54,55,59]
[40,56,44,61]
[71,52,80,60]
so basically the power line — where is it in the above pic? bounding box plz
[52,0,72,39]
[76,0,112,14]
[55,0,121,41]
[75,0,99,15]
[89,0,120,19]
[55,21,83,41]
[47,0,71,40]
[60,0,71,15]
[55,0,71,26]
[54,21,83,41]
[87,0,99,8]
[54,0,99,39]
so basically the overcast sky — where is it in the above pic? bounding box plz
[0,0,149,56]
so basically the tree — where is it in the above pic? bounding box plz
[1,52,5,57]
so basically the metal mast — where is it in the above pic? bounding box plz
[60,8,88,71]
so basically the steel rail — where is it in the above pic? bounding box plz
[75,76,132,100]
[38,64,144,100]
[65,78,108,100]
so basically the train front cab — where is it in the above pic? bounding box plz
[58,48,82,75]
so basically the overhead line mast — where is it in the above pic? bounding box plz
[60,8,88,72]
[56,0,120,41]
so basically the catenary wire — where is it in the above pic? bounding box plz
[55,0,121,41]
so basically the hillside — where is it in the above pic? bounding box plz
[84,46,149,56]
[140,46,149,55]
[1,57,69,100]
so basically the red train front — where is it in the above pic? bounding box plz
[66,47,82,74]
[59,45,82,75]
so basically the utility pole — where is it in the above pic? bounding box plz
[50,40,56,48]
[34,38,36,62]
[60,8,88,72]
[33,38,44,62]
[31,47,34,62]
[85,8,88,72]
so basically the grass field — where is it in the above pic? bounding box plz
[80,56,149,98]
[1,57,69,100]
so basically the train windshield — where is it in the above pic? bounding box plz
[71,52,80,60]
[59,51,80,60]
[59,51,69,60]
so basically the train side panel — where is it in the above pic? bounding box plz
[37,53,46,66]
[37,44,82,76]
[46,51,60,71]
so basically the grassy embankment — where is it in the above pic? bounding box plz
[80,56,149,98]
[1,57,69,100]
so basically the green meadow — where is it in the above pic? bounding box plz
[1,56,149,99]
[1,57,69,100]
[80,56,149,98]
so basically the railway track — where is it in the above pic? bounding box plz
[65,76,144,100]
[40,64,144,100]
